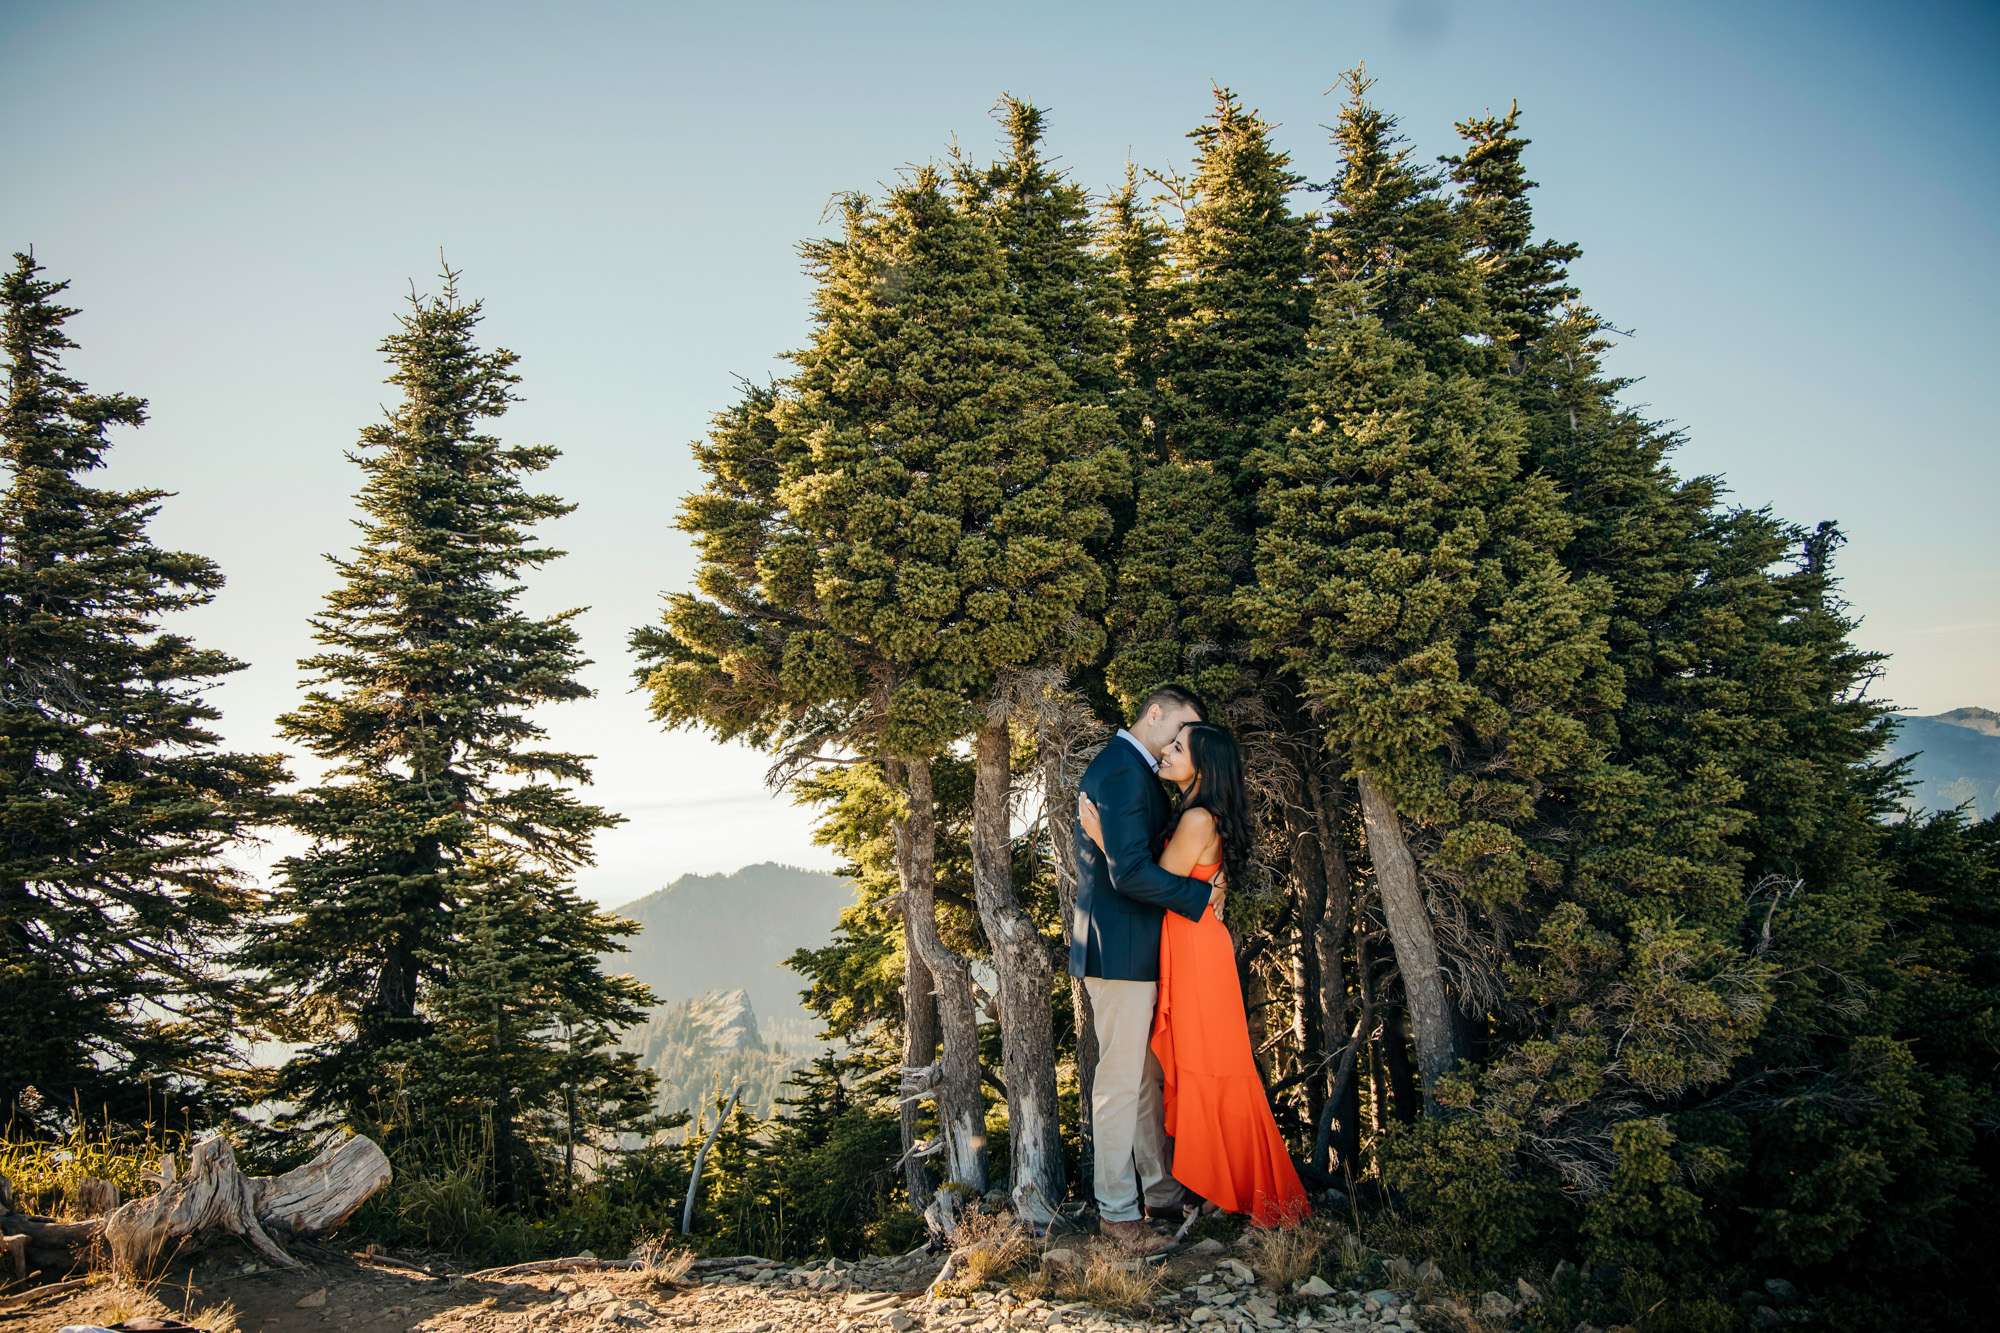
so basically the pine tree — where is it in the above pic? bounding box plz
[399,879,656,1205]
[0,252,284,1129]
[1441,100,1580,371]
[249,267,652,1190]
[1320,69,1482,376]
[962,96,1122,400]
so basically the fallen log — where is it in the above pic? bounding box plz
[0,1136,391,1282]
[0,1215,106,1248]
[251,1134,392,1238]
[461,1257,645,1280]
[0,1275,94,1308]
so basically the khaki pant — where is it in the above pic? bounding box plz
[1084,976,1179,1223]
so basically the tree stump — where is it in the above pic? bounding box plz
[71,1178,120,1218]
[104,1135,297,1274]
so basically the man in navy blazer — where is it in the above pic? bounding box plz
[1070,684,1218,1252]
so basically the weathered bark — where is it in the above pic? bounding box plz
[1284,796,1327,1132]
[970,717,1062,1225]
[1354,771,1463,1110]
[251,1133,394,1236]
[898,903,941,1214]
[3,1134,389,1278]
[105,1135,298,1274]
[1035,705,1102,1195]
[892,756,987,1197]
[681,1083,745,1235]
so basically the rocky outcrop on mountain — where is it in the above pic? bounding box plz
[623,989,805,1120]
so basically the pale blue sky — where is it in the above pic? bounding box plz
[3,0,1994,903]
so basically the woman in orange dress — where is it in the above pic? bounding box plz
[1079,722,1309,1231]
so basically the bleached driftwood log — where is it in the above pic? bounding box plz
[251,1134,393,1237]
[0,1133,392,1280]
[104,1134,299,1272]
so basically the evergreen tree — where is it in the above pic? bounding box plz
[1246,107,1621,1102]
[1441,100,1580,371]
[397,880,656,1206]
[248,267,652,1195]
[954,98,1131,1221]
[961,96,1122,399]
[0,253,284,1130]
[638,171,1122,1209]
[1104,88,1315,707]
[1318,69,1482,376]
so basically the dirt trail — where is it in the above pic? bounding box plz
[1,1244,1145,1333]
[3,1233,1428,1333]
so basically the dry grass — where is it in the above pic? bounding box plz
[1241,1205,1329,1292]
[184,1298,240,1333]
[627,1233,697,1286]
[950,1210,1033,1286]
[1050,1245,1169,1317]
[0,1124,186,1218]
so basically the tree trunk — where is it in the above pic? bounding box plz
[1036,706,1100,1196]
[899,907,941,1214]
[1354,771,1462,1110]
[1244,963,1272,1084]
[1378,1003,1419,1124]
[1308,769,1353,1093]
[1284,797,1326,1131]
[970,718,1063,1225]
[893,757,987,1196]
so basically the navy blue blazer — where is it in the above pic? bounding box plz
[1068,735,1214,982]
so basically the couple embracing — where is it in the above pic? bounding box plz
[1070,684,1308,1254]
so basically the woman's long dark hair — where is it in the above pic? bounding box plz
[1172,722,1254,893]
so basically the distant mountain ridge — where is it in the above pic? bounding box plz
[1882,707,2000,822]
[605,860,849,1030]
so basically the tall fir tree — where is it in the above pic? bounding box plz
[248,268,653,1196]
[0,253,285,1130]
[1105,88,1315,708]
[637,171,1126,1211]
[954,97,1132,1220]
[1245,78,1624,1102]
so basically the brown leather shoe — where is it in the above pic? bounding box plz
[1100,1218,1174,1255]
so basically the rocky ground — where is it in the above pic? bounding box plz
[0,1230,1474,1333]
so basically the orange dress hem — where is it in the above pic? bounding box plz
[1152,860,1311,1230]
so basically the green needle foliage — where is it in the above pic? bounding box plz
[1105,89,1314,710]
[247,267,654,1201]
[0,253,285,1131]
[638,161,1126,1208]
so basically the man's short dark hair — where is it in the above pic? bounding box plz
[1136,683,1208,724]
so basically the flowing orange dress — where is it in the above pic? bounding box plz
[1152,860,1311,1229]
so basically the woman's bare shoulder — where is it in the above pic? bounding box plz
[1175,806,1217,835]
